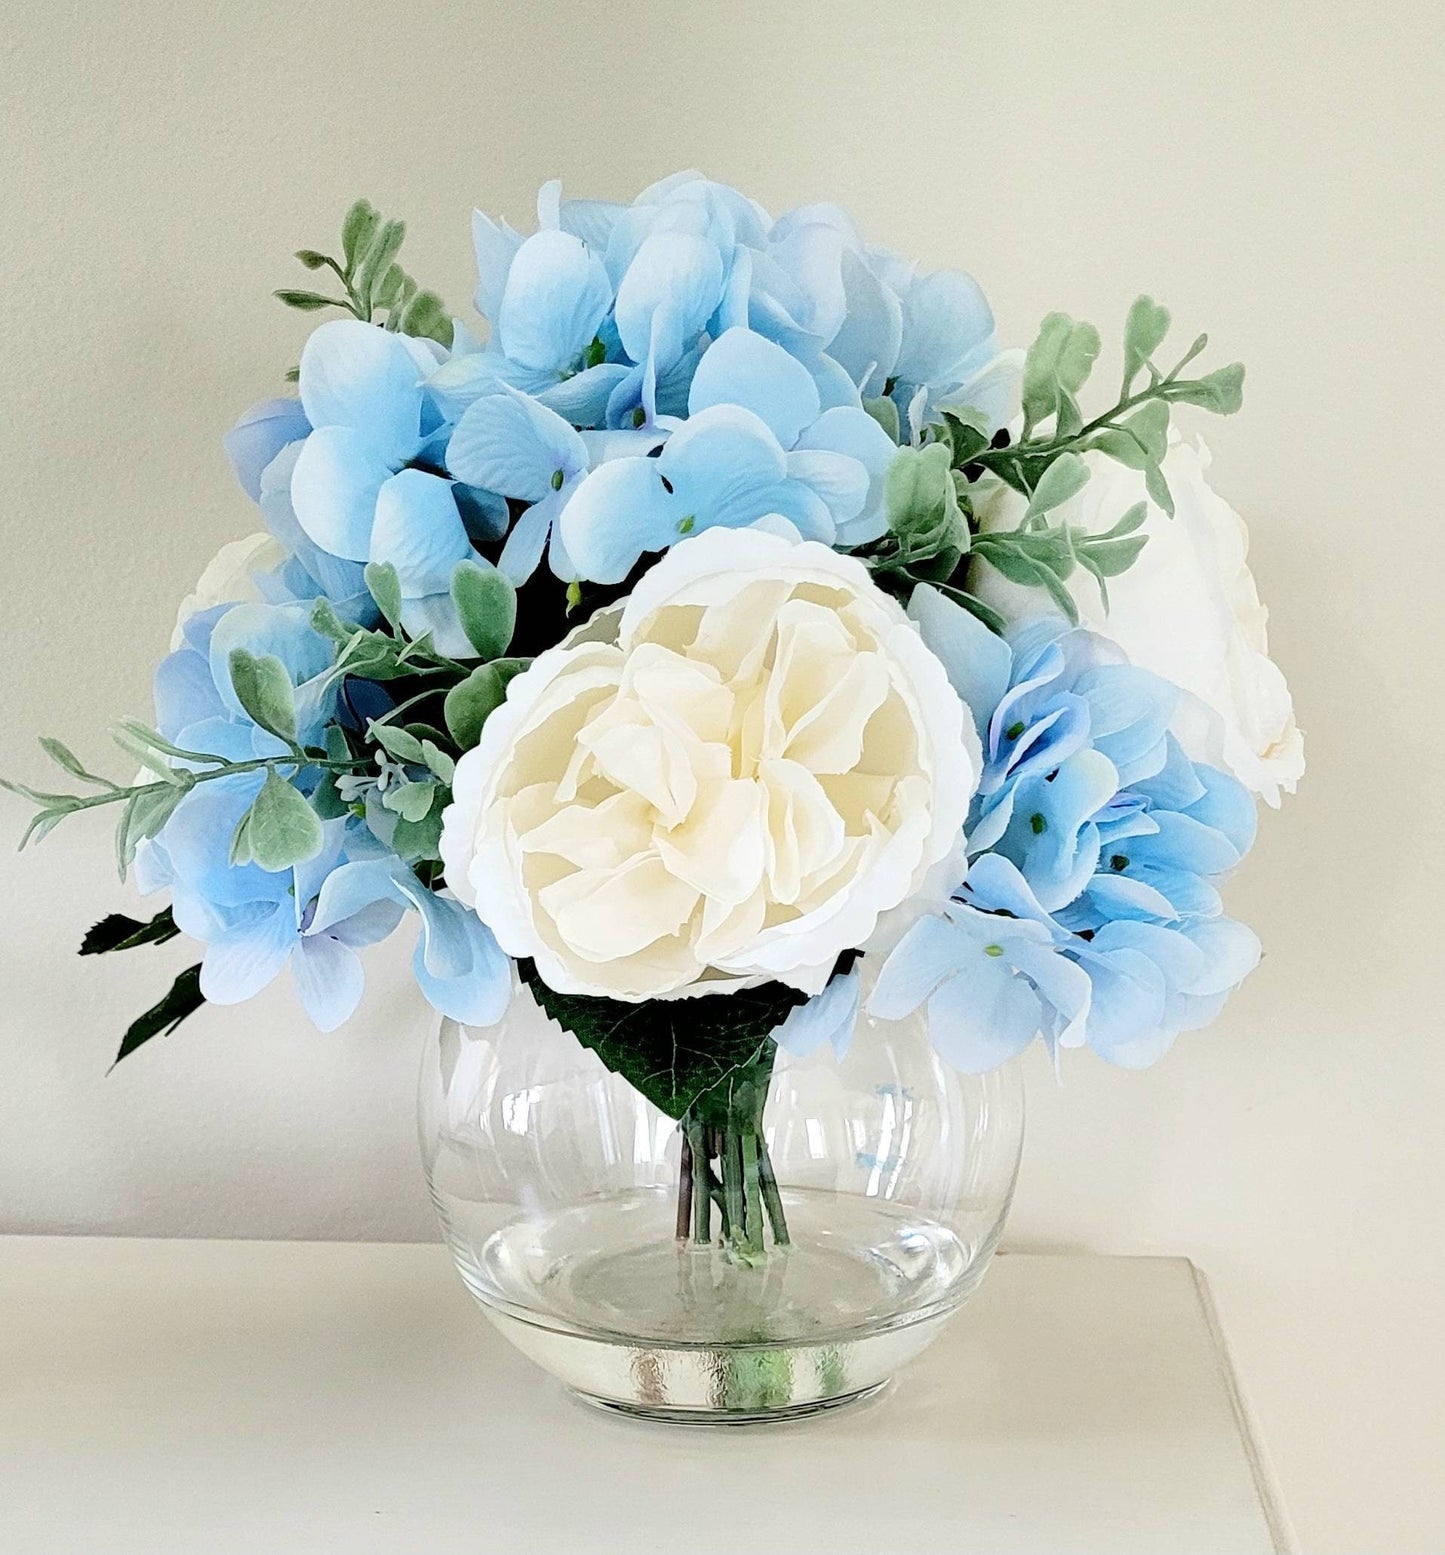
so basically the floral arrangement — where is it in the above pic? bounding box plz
[5,172,1300,1255]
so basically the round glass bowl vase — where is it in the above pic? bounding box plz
[419,983,1024,1423]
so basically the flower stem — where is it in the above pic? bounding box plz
[675,1062,789,1255]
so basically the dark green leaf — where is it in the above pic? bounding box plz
[110,965,204,1069]
[228,649,298,745]
[400,288,453,348]
[274,289,341,313]
[294,249,330,271]
[443,660,526,749]
[80,908,179,957]
[519,960,805,1125]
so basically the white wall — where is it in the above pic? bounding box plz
[2,4,1441,1549]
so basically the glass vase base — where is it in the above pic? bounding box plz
[570,1378,892,1427]
[439,1187,991,1419]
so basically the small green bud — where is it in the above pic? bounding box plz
[1030,813,1047,835]
[984,944,1004,958]
[551,469,564,491]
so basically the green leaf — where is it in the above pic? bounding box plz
[373,263,406,310]
[1101,500,1149,539]
[39,736,116,789]
[450,558,517,660]
[390,806,445,864]
[519,960,807,1125]
[419,739,456,785]
[230,771,324,872]
[1121,400,1170,463]
[443,660,526,749]
[340,199,380,274]
[1122,296,1171,391]
[862,394,900,443]
[294,249,330,271]
[1022,313,1101,430]
[110,965,205,1069]
[273,289,340,312]
[1144,460,1175,518]
[356,218,407,307]
[363,560,403,632]
[399,288,453,348]
[885,442,968,569]
[80,908,179,956]
[369,721,426,764]
[228,650,298,745]
[115,782,188,878]
[1081,535,1149,575]
[1025,452,1089,520]
[1165,363,1245,415]
[381,779,438,823]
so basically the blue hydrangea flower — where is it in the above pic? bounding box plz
[140,601,509,1030]
[870,586,1263,1071]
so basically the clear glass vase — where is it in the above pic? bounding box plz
[419,979,1024,1423]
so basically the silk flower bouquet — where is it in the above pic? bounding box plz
[5,172,1301,1415]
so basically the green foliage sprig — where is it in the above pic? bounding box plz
[867,296,1244,626]
[276,197,453,370]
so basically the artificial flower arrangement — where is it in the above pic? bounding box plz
[6,172,1300,1261]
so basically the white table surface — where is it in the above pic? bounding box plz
[0,1238,1290,1555]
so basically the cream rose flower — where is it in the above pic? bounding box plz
[970,435,1304,806]
[440,529,979,1001]
[170,532,286,649]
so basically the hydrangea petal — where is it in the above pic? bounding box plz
[291,934,366,1032]
[447,390,588,501]
[289,424,391,561]
[298,319,424,463]
[497,229,612,372]
[688,327,820,446]
[370,470,471,596]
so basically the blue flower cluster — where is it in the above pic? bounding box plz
[868,589,1261,1071]
[226,172,1011,642]
[137,603,508,1030]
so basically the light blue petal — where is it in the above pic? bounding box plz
[961,852,1061,929]
[207,603,333,722]
[472,208,523,322]
[894,269,995,387]
[498,487,564,585]
[427,349,553,421]
[660,405,788,528]
[447,390,589,501]
[411,905,512,1027]
[559,197,625,251]
[908,584,1013,743]
[1006,937,1093,1045]
[497,229,612,372]
[559,457,684,584]
[826,248,903,395]
[775,967,861,1059]
[1070,945,1168,1062]
[298,319,424,464]
[807,352,866,412]
[784,450,868,528]
[794,406,897,544]
[1074,664,1176,783]
[291,934,366,1032]
[535,362,632,427]
[1177,918,1261,996]
[868,914,967,1020]
[687,327,820,446]
[370,470,471,597]
[200,905,297,1004]
[1083,871,1180,922]
[1128,811,1242,877]
[397,593,475,659]
[307,860,403,936]
[224,397,311,502]
[614,230,725,369]
[289,425,391,561]
[926,960,1041,1074]
[1184,765,1258,857]
[153,649,224,741]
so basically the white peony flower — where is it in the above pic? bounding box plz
[440,528,979,1001]
[170,532,286,648]
[970,435,1304,806]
